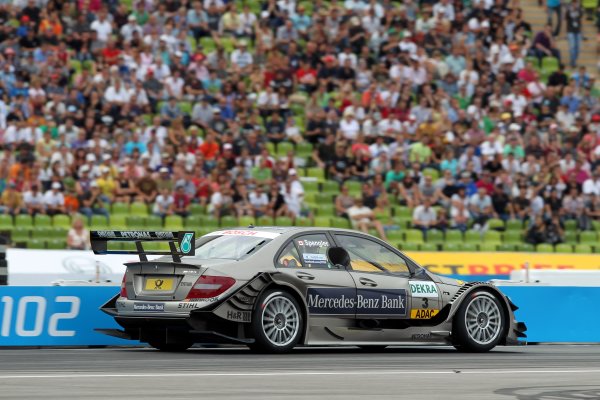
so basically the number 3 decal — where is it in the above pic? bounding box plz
[422,298,429,309]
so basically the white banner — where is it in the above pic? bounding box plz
[5,249,161,286]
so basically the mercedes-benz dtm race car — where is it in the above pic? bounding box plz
[93,227,526,353]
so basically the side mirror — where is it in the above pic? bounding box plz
[327,247,351,269]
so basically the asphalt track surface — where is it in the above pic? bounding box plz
[0,345,599,400]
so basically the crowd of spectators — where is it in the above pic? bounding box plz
[0,0,599,248]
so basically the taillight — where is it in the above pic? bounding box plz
[120,274,128,298]
[185,275,236,299]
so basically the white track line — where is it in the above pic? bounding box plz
[1,369,600,379]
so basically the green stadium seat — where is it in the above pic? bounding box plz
[505,220,523,231]
[563,230,578,244]
[185,215,202,228]
[126,216,146,229]
[32,227,55,240]
[145,215,163,230]
[399,243,420,251]
[343,181,362,196]
[239,216,256,227]
[465,230,482,243]
[111,215,128,229]
[34,214,52,227]
[541,56,559,73]
[0,214,13,230]
[130,202,149,216]
[313,216,331,227]
[220,216,238,228]
[422,168,439,180]
[330,217,350,229]
[276,141,294,157]
[316,204,335,216]
[426,229,444,244]
[445,230,463,244]
[275,216,293,226]
[442,243,462,251]
[46,239,67,250]
[52,214,71,228]
[574,244,593,254]
[579,231,598,246]
[165,215,184,230]
[483,230,502,244]
[315,193,334,204]
[296,216,312,227]
[265,141,276,155]
[498,244,516,252]
[302,180,319,192]
[563,220,578,231]
[189,204,206,216]
[503,231,522,244]
[14,214,33,228]
[11,227,30,243]
[179,101,192,115]
[296,142,313,158]
[461,243,479,252]
[405,229,424,244]
[392,206,412,218]
[516,243,535,252]
[480,243,498,252]
[592,221,600,232]
[487,218,505,231]
[306,168,325,182]
[90,215,109,229]
[420,243,438,251]
[256,215,273,226]
[555,243,573,253]
[536,243,554,253]
[111,202,129,215]
[27,239,46,249]
[321,180,340,195]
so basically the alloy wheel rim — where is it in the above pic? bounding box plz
[261,295,300,347]
[464,295,502,345]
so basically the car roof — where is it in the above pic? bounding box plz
[211,226,371,237]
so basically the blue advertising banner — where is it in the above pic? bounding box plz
[0,285,599,346]
[0,287,128,346]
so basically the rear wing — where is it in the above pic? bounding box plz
[90,231,195,263]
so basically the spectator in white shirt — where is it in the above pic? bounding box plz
[412,198,438,236]
[230,41,253,72]
[90,12,113,42]
[249,185,269,217]
[44,182,66,216]
[23,184,45,215]
[339,110,361,141]
[583,168,600,197]
[346,197,388,241]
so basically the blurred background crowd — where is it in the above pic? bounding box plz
[0,0,599,253]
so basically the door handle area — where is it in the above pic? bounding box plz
[359,277,378,287]
[296,272,315,280]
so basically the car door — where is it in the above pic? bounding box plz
[275,233,356,319]
[332,233,413,320]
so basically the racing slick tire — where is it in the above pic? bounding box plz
[147,339,193,352]
[452,291,506,353]
[249,289,304,354]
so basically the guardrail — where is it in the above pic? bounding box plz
[0,286,597,346]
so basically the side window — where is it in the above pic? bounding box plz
[334,234,409,275]
[294,234,333,269]
[277,242,302,268]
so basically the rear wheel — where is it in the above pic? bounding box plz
[452,291,505,353]
[249,289,303,353]
[147,339,193,352]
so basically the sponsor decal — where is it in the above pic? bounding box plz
[410,309,440,319]
[306,288,407,316]
[180,232,194,254]
[186,297,219,302]
[409,281,439,298]
[95,231,175,240]
[302,253,327,265]
[226,310,251,322]
[297,240,329,248]
[132,302,164,312]
[178,302,201,309]
[205,230,279,239]
[411,333,432,340]
[180,281,192,287]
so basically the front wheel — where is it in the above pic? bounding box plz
[249,289,303,353]
[452,291,505,353]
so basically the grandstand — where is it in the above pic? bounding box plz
[0,0,598,254]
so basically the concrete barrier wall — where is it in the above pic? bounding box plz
[0,286,597,346]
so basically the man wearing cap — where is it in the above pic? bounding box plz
[120,14,143,43]
[230,40,253,72]
[43,182,66,216]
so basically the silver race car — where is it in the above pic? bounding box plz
[93,227,526,353]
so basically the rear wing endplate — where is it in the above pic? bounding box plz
[90,230,195,262]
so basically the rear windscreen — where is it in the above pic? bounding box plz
[183,235,272,261]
